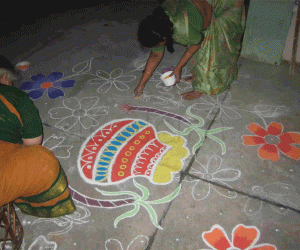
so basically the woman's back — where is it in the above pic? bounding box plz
[0,84,43,144]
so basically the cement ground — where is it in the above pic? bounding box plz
[1,1,300,249]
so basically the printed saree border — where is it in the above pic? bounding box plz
[15,187,70,208]
[19,164,68,203]
[15,196,76,218]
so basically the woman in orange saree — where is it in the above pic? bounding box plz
[0,55,75,218]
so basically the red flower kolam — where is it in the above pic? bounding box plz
[242,122,300,162]
[202,224,277,250]
[78,119,189,185]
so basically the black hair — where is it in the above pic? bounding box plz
[0,55,14,72]
[137,6,174,53]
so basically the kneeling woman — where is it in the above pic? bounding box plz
[0,56,75,218]
[135,0,246,100]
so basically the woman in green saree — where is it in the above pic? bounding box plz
[135,0,246,100]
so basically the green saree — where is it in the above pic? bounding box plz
[153,0,246,95]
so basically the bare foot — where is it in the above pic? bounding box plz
[181,90,204,100]
[184,75,195,82]
[135,92,143,99]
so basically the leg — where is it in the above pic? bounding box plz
[184,73,196,82]
[134,84,144,99]
[0,142,76,217]
[181,90,204,100]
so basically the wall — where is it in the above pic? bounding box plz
[283,5,300,63]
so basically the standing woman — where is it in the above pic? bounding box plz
[135,0,246,100]
[0,55,76,218]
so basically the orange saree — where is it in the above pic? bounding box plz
[0,94,75,217]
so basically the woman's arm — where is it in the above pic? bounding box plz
[190,0,213,30]
[135,51,164,95]
[176,0,212,69]
[18,94,44,146]
[176,40,203,69]
[22,135,43,146]
[171,36,204,84]
[170,1,212,85]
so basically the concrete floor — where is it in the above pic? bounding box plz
[1,1,300,249]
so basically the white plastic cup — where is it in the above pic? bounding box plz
[160,71,176,86]
[15,61,30,71]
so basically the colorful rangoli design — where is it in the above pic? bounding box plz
[20,72,75,100]
[242,121,300,161]
[202,224,277,250]
[78,119,189,185]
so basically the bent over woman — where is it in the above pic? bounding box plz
[135,0,246,100]
[0,55,76,218]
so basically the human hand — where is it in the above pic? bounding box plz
[169,67,182,86]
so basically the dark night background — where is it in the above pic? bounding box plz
[2,0,251,37]
[1,0,251,63]
[2,1,120,36]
